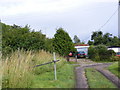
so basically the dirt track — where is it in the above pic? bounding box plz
[70,58,120,88]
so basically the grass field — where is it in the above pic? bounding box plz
[107,62,120,78]
[85,68,117,88]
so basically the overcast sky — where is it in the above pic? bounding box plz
[0,0,118,43]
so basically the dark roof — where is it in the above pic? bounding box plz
[108,46,120,48]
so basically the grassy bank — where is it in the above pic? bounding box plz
[107,62,120,78]
[31,63,75,88]
[85,68,117,88]
[2,50,67,88]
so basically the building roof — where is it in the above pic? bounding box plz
[75,44,89,46]
[108,46,120,48]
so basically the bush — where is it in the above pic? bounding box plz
[88,45,116,61]
[110,55,120,61]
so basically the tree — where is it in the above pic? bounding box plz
[73,35,80,43]
[91,31,103,45]
[88,40,94,45]
[88,31,120,46]
[88,45,116,61]
[2,23,47,55]
[53,28,76,56]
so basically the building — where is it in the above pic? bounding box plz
[74,44,89,56]
[108,46,120,53]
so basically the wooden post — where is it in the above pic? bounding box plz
[66,56,69,62]
[75,55,77,62]
[53,52,57,80]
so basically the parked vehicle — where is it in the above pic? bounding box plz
[116,52,120,58]
[68,52,73,57]
[76,51,86,58]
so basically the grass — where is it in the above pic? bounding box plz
[67,61,78,64]
[85,68,117,88]
[107,62,120,78]
[31,63,75,88]
[0,58,2,89]
[2,50,34,88]
[2,50,66,88]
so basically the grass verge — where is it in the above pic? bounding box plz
[31,63,75,88]
[107,62,120,78]
[85,68,117,88]
[2,50,66,88]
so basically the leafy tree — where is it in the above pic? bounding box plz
[88,40,94,45]
[73,35,80,43]
[88,31,120,46]
[2,23,47,55]
[44,38,54,53]
[53,28,76,56]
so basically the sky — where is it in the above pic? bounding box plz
[0,0,119,43]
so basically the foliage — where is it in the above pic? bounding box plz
[53,28,76,56]
[88,31,120,46]
[0,22,2,51]
[44,38,54,53]
[2,23,53,55]
[110,55,120,61]
[73,35,80,43]
[88,45,116,61]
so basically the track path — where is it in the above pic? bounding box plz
[70,58,120,88]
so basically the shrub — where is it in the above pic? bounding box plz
[110,55,120,61]
[88,45,116,61]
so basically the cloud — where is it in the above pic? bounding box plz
[0,0,87,16]
[95,0,118,2]
[2,0,113,16]
[0,0,118,17]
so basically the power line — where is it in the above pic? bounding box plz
[98,6,119,30]
[82,5,119,43]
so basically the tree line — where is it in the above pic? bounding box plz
[88,31,120,46]
[2,23,75,56]
[1,23,120,57]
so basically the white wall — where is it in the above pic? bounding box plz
[108,48,119,53]
[75,46,89,55]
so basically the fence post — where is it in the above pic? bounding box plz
[53,52,57,80]
[75,55,77,62]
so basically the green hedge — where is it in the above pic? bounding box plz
[88,45,116,61]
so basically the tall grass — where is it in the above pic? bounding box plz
[2,50,66,88]
[2,50,34,88]
[32,50,65,75]
[0,52,2,89]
